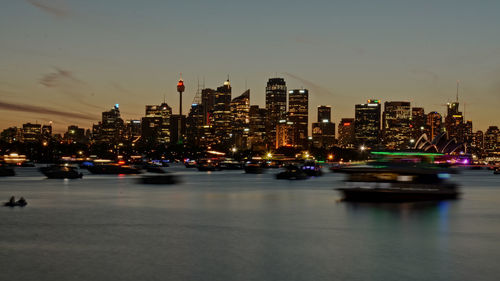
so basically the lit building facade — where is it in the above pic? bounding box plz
[383,101,411,149]
[338,118,355,148]
[265,78,287,147]
[354,100,381,148]
[230,89,250,149]
[288,89,309,148]
[311,105,335,148]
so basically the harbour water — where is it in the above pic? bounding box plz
[1,165,499,281]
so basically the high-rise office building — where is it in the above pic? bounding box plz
[141,103,172,144]
[22,123,42,142]
[411,107,426,139]
[186,103,205,147]
[312,105,335,148]
[288,89,309,148]
[354,100,381,148]
[445,101,465,142]
[383,101,411,149]
[65,125,86,144]
[484,126,499,153]
[230,89,250,149]
[213,79,232,144]
[338,118,355,148]
[248,105,267,150]
[265,78,287,147]
[426,111,442,140]
[317,106,331,123]
[276,120,295,148]
[97,104,124,143]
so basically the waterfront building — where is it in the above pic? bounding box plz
[338,118,355,148]
[354,100,381,148]
[288,89,309,148]
[276,120,295,149]
[265,78,287,147]
[382,101,411,149]
[470,130,484,155]
[484,126,499,153]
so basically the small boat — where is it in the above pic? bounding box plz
[276,165,308,180]
[139,175,179,184]
[301,160,323,177]
[40,165,83,179]
[197,159,219,171]
[219,159,244,170]
[184,160,197,168]
[87,164,141,175]
[244,161,264,174]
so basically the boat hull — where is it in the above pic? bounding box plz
[337,187,459,202]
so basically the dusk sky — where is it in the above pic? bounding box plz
[1,0,499,133]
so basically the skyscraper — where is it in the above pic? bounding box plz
[97,104,124,143]
[312,105,335,148]
[265,78,287,147]
[230,89,250,149]
[213,79,232,144]
[248,105,267,150]
[383,101,411,149]
[141,103,172,143]
[317,106,331,123]
[484,126,499,153]
[411,107,426,140]
[338,118,355,148]
[354,100,381,148]
[288,89,309,148]
[426,111,442,140]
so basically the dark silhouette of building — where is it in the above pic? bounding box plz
[312,105,335,148]
[411,107,426,139]
[484,126,499,153]
[94,104,124,143]
[22,123,42,142]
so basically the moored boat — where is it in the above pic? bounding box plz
[40,165,83,179]
[276,165,308,180]
[87,163,141,174]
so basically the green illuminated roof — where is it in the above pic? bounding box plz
[371,151,443,156]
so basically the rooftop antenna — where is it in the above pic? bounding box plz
[456,80,460,102]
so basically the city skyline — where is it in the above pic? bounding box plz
[1,0,500,132]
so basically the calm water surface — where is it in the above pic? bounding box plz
[1,165,499,281]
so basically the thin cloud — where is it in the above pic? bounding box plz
[40,68,82,88]
[25,0,70,19]
[282,72,334,97]
[0,101,97,121]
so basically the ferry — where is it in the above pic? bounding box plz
[336,152,460,202]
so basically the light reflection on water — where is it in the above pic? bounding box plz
[0,166,499,281]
